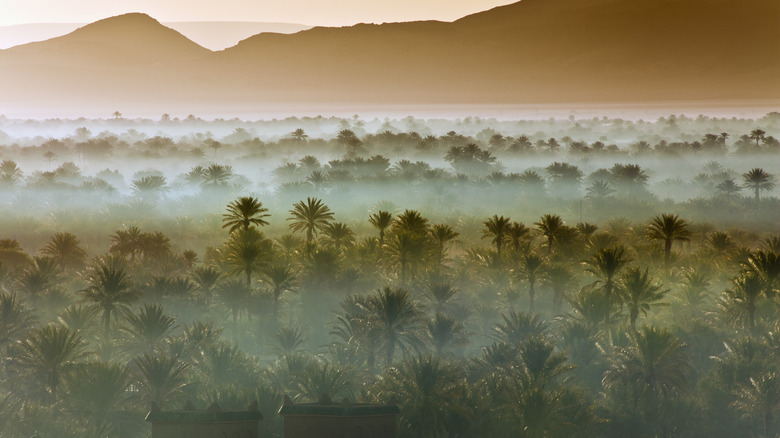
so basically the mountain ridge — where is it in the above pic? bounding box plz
[0,0,778,111]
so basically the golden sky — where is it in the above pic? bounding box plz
[0,0,516,26]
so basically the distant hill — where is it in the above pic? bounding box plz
[0,21,312,50]
[0,0,778,112]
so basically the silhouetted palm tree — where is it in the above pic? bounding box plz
[222,196,270,233]
[368,210,394,246]
[123,304,178,353]
[15,325,88,401]
[620,267,668,329]
[731,372,780,438]
[263,264,297,319]
[513,253,546,313]
[133,352,190,407]
[39,232,87,272]
[535,214,565,254]
[81,259,139,339]
[585,245,632,306]
[481,215,512,260]
[426,313,469,357]
[223,228,272,286]
[742,168,776,201]
[366,287,424,366]
[646,214,691,266]
[287,197,335,242]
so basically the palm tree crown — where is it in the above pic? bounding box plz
[287,197,335,242]
[646,213,691,266]
[222,196,270,233]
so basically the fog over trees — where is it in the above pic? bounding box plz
[0,111,778,437]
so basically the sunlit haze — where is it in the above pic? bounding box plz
[0,0,516,27]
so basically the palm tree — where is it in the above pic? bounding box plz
[742,250,780,298]
[223,228,272,286]
[513,253,546,313]
[382,231,427,286]
[291,359,355,402]
[290,128,308,143]
[39,232,87,272]
[585,245,632,306]
[287,197,335,242]
[492,311,549,345]
[222,196,270,233]
[0,291,36,351]
[749,129,767,148]
[366,287,424,366]
[429,224,459,269]
[123,304,178,353]
[603,326,690,422]
[481,215,512,260]
[64,361,134,436]
[646,214,691,266]
[393,209,430,235]
[322,222,356,252]
[109,226,144,262]
[719,271,766,333]
[426,314,469,357]
[732,372,780,438]
[742,168,776,201]
[535,214,565,254]
[620,267,668,329]
[133,353,190,407]
[217,278,253,333]
[15,325,88,401]
[368,210,393,246]
[80,259,139,339]
[263,264,297,319]
[372,355,466,438]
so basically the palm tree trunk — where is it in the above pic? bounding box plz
[529,283,535,313]
[664,239,672,266]
[103,308,112,339]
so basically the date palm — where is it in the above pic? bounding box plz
[719,271,766,333]
[322,222,356,252]
[39,231,87,272]
[646,213,691,266]
[731,372,780,438]
[742,168,775,201]
[426,313,469,357]
[0,291,36,351]
[123,304,178,353]
[369,210,394,246]
[263,264,297,319]
[15,325,88,401]
[481,214,512,260]
[535,214,565,254]
[223,228,272,286]
[80,259,139,339]
[366,287,424,366]
[603,326,690,420]
[287,197,334,242]
[64,361,134,437]
[492,311,549,345]
[513,253,546,313]
[620,267,668,329]
[429,224,459,269]
[742,250,780,298]
[382,231,428,286]
[585,245,632,306]
[132,352,190,407]
[222,196,270,233]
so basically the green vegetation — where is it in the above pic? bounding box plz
[0,112,778,437]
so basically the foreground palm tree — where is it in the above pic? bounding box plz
[80,259,139,339]
[513,253,546,313]
[222,196,270,233]
[287,197,334,242]
[620,267,668,328]
[585,245,632,306]
[731,372,780,438]
[603,326,690,422]
[646,213,691,266]
[481,215,512,260]
[39,231,87,271]
[15,325,88,401]
[132,353,190,407]
[368,210,394,246]
[535,214,565,254]
[742,168,775,201]
[367,287,424,366]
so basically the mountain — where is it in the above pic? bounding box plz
[0,0,778,113]
[0,21,313,51]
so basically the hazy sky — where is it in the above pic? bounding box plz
[0,0,516,26]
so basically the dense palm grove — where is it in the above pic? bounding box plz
[0,113,778,437]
